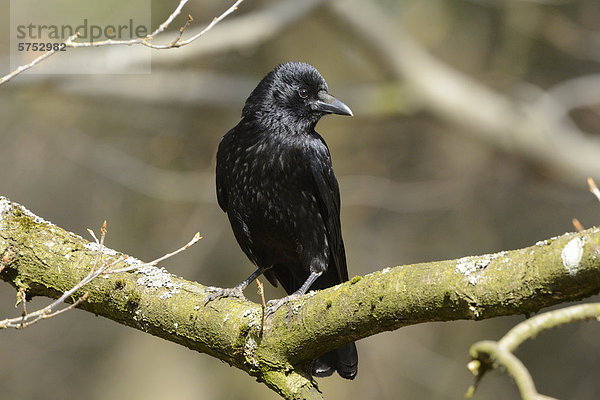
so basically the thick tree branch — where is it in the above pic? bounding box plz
[1,196,600,399]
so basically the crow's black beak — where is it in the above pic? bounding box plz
[314,92,353,116]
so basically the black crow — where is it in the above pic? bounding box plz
[211,61,358,379]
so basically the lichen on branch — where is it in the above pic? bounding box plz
[1,195,600,399]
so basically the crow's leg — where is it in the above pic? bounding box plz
[205,266,267,304]
[266,270,322,314]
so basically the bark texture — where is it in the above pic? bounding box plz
[1,196,599,399]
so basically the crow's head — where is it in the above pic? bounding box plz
[242,62,352,131]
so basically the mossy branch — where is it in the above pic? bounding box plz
[1,196,600,399]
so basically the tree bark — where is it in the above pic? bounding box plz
[1,196,599,399]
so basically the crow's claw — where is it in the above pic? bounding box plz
[266,293,302,315]
[204,286,247,305]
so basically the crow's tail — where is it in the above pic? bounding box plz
[311,342,358,380]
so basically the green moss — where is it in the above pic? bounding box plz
[240,322,250,337]
[125,289,141,310]
[12,212,37,233]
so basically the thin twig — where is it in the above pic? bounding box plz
[149,0,191,38]
[572,218,584,232]
[472,181,600,398]
[106,232,202,274]
[61,0,243,50]
[588,177,600,202]
[256,278,265,337]
[0,219,200,329]
[0,33,80,86]
[499,303,600,352]
[0,222,108,329]
[571,218,600,257]
[91,220,107,273]
[0,0,244,85]
[467,303,600,399]
[40,293,89,321]
[171,0,244,48]
[571,178,600,256]
[170,14,194,47]
[468,341,541,400]
[18,288,27,328]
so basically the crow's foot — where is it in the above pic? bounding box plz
[266,292,302,315]
[204,286,247,305]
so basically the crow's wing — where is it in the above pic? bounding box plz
[215,131,232,213]
[309,144,348,283]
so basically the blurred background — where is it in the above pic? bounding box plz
[2,0,600,399]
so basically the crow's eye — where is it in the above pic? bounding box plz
[297,88,308,99]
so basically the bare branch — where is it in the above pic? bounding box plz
[169,14,194,47]
[170,0,243,48]
[256,278,266,337]
[468,304,600,400]
[4,0,323,82]
[0,0,244,86]
[0,220,106,329]
[2,195,600,399]
[468,341,543,400]
[106,232,202,274]
[64,0,244,50]
[149,0,191,38]
[0,218,200,330]
[0,33,80,86]
[467,178,600,400]
[589,177,600,203]
[500,303,600,353]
